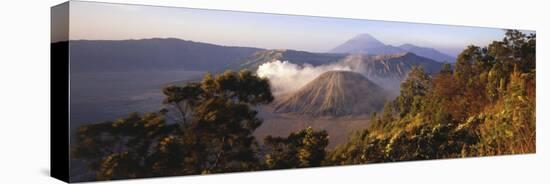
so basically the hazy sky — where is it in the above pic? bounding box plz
[68,1,533,56]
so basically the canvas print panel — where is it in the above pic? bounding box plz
[56,1,535,182]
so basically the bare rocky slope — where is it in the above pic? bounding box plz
[274,71,387,117]
[339,52,444,91]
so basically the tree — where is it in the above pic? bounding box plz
[73,112,179,179]
[333,30,535,164]
[477,70,535,155]
[189,97,263,173]
[440,63,453,75]
[486,62,505,102]
[264,127,329,169]
[162,83,203,123]
[395,66,431,117]
[454,45,480,85]
[73,70,274,180]
[327,130,388,165]
[487,30,536,77]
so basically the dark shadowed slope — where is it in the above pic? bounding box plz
[69,38,262,73]
[274,71,388,116]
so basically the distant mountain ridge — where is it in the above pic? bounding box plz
[237,49,444,91]
[234,49,346,71]
[67,38,262,73]
[330,33,456,63]
[63,35,451,74]
[398,44,456,63]
[62,36,445,95]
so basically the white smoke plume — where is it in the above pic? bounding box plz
[257,60,353,95]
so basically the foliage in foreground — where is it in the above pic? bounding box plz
[75,70,268,179]
[328,30,535,165]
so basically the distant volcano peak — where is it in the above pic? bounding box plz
[348,33,385,47]
[330,33,401,55]
[330,34,456,62]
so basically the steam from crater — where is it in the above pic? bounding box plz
[257,60,353,95]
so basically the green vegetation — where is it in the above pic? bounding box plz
[73,70,278,179]
[73,30,535,180]
[264,127,329,169]
[328,30,535,164]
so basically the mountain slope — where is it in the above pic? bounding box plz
[362,52,443,79]
[339,52,444,91]
[274,71,387,116]
[68,38,262,73]
[398,44,456,63]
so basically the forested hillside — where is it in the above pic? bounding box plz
[328,30,535,164]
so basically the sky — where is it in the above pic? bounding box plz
[67,1,534,56]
